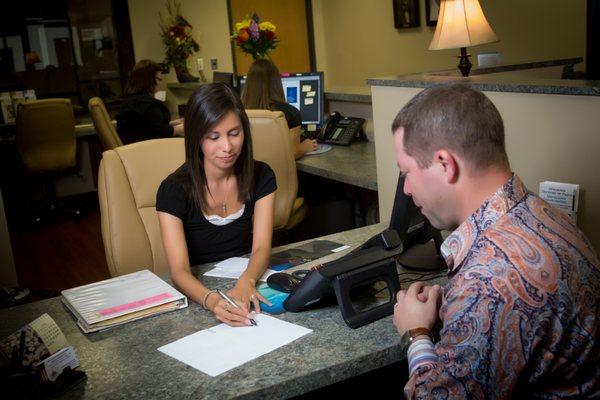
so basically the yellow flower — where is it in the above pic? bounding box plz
[235,19,251,33]
[258,21,276,32]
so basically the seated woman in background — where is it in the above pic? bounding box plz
[241,59,317,159]
[157,82,274,327]
[116,59,184,144]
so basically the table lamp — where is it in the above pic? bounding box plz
[428,0,498,77]
[25,51,41,71]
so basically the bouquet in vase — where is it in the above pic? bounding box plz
[160,0,200,82]
[231,13,278,60]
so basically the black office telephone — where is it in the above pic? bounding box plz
[317,112,366,145]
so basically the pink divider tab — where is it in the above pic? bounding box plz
[99,292,174,316]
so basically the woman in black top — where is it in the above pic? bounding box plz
[116,60,184,144]
[241,59,317,159]
[156,83,275,326]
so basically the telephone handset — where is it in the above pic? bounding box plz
[317,112,366,145]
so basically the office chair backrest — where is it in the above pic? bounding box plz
[88,97,123,150]
[16,98,76,173]
[98,138,184,276]
[246,109,297,230]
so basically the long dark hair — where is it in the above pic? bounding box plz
[240,59,286,109]
[123,59,161,96]
[180,82,254,212]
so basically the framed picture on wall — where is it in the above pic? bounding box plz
[393,0,420,29]
[425,0,440,26]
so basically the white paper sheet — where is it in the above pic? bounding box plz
[305,143,332,156]
[154,90,166,101]
[203,257,276,281]
[158,314,312,376]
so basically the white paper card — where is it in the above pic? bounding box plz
[539,181,579,212]
[331,245,351,252]
[203,257,275,281]
[302,85,311,92]
[304,98,314,105]
[158,314,312,376]
[35,346,79,382]
[306,91,315,97]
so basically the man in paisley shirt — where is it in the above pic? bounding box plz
[391,83,600,399]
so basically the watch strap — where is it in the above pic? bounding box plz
[408,327,432,341]
[401,327,433,353]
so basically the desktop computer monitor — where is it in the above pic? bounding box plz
[213,71,237,92]
[238,71,325,127]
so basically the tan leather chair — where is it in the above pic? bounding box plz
[88,97,123,150]
[98,138,184,276]
[246,109,307,231]
[16,98,80,222]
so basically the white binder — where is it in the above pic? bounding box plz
[61,269,188,333]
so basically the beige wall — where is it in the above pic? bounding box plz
[128,0,233,85]
[372,85,600,250]
[312,0,586,89]
[127,1,586,91]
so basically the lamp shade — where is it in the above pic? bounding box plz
[429,0,498,50]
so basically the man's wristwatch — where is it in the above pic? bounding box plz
[400,327,433,352]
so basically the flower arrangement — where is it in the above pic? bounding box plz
[231,13,278,60]
[159,0,200,82]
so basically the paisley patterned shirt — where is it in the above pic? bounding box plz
[405,175,600,399]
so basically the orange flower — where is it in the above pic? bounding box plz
[238,28,249,42]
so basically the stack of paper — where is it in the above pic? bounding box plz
[61,270,188,333]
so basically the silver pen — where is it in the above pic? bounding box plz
[216,290,257,326]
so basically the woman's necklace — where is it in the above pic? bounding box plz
[220,182,229,214]
[211,174,232,215]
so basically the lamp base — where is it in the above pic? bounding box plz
[457,47,472,77]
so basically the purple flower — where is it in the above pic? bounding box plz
[249,21,259,41]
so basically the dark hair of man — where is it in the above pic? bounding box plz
[178,82,254,212]
[123,59,161,96]
[391,83,509,170]
[240,59,286,110]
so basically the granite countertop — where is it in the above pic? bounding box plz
[296,141,377,191]
[324,87,372,103]
[167,81,374,104]
[0,223,423,400]
[430,57,583,77]
[367,58,600,96]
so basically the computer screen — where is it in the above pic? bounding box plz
[213,71,236,92]
[388,174,441,253]
[238,72,324,127]
[284,172,443,312]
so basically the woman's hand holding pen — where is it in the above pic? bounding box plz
[229,277,271,313]
[206,292,255,327]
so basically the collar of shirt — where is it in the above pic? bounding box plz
[440,173,528,275]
